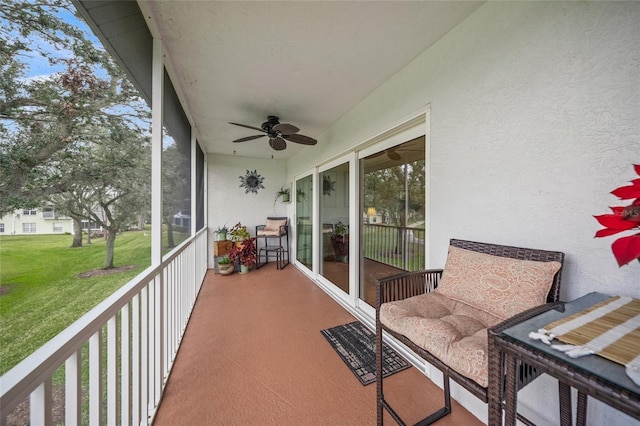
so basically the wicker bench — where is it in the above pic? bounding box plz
[376,239,564,425]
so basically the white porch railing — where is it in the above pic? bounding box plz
[0,228,208,426]
[363,224,425,271]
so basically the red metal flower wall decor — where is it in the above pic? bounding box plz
[594,164,640,266]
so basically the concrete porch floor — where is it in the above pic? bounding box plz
[153,263,482,426]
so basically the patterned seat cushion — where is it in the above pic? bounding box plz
[257,219,287,237]
[380,292,502,387]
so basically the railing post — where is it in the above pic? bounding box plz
[107,316,119,425]
[89,330,103,426]
[121,303,130,426]
[30,378,52,426]
[66,350,82,425]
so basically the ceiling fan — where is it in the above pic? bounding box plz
[229,115,317,151]
[370,147,402,161]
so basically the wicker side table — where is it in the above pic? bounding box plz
[489,292,640,426]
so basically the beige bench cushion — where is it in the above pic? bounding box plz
[435,246,562,321]
[380,292,502,387]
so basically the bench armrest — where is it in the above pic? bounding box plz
[376,269,444,308]
[488,301,564,336]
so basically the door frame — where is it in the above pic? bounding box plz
[316,153,357,307]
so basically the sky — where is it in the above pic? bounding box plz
[16,3,99,79]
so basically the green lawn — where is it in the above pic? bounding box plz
[0,231,152,374]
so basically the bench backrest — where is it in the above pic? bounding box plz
[450,239,565,303]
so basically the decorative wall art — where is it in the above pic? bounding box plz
[322,172,337,207]
[239,169,265,194]
[323,174,336,196]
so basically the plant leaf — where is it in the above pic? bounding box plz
[611,183,640,200]
[611,234,640,266]
[593,213,638,231]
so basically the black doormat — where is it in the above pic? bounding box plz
[321,321,411,386]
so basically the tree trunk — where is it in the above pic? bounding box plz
[103,228,117,269]
[138,213,146,230]
[70,216,83,247]
[165,219,175,248]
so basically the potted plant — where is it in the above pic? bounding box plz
[214,224,229,241]
[217,256,234,275]
[228,237,257,273]
[229,222,250,244]
[275,186,290,204]
[296,187,306,203]
[330,221,349,263]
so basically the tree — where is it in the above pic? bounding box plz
[0,0,149,214]
[162,142,190,248]
[60,121,150,268]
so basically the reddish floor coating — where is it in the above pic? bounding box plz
[153,264,483,426]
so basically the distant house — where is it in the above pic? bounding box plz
[0,208,101,235]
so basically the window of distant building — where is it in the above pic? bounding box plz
[22,209,37,216]
[82,221,101,231]
[52,222,63,232]
[23,223,36,233]
[0,223,4,233]
[43,207,55,219]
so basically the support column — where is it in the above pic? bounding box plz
[151,38,164,266]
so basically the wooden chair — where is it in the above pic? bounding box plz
[376,239,564,425]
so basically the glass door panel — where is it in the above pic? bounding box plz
[295,175,313,270]
[360,136,425,306]
[319,162,350,295]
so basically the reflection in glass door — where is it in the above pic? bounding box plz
[295,175,313,270]
[319,162,350,295]
[360,136,425,306]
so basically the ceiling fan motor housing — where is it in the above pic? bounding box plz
[261,115,280,132]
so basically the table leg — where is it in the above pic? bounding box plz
[503,355,518,426]
[487,342,503,426]
[558,381,572,426]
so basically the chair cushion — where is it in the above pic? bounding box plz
[435,246,562,321]
[380,292,502,387]
[258,219,287,237]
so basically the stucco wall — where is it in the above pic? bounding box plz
[207,154,288,267]
[287,2,639,423]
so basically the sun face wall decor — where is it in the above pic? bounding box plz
[239,169,265,194]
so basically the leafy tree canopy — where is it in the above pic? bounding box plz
[0,0,150,214]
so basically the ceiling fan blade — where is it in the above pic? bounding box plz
[272,123,299,136]
[233,134,266,143]
[269,137,287,151]
[229,122,266,133]
[283,133,317,145]
[387,151,401,161]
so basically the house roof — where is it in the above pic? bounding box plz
[73,0,484,159]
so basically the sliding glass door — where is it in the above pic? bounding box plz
[295,174,313,270]
[319,161,351,297]
[360,136,426,307]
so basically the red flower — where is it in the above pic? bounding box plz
[594,164,640,266]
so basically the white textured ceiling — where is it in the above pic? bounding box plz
[138,1,483,158]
